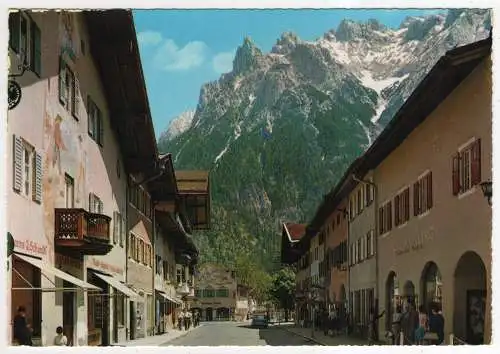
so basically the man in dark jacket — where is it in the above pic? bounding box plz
[13,306,32,346]
[428,305,445,344]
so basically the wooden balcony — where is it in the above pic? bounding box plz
[54,208,113,256]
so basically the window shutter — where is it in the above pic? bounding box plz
[370,230,375,256]
[9,13,21,52]
[426,172,433,210]
[387,201,392,231]
[378,207,384,235]
[98,109,104,147]
[12,135,23,192]
[58,57,67,105]
[128,234,133,258]
[120,217,126,247]
[404,188,410,221]
[31,21,41,76]
[452,153,461,196]
[72,75,80,119]
[471,139,481,186]
[88,193,94,212]
[113,212,118,244]
[413,182,419,216]
[87,96,94,137]
[394,195,400,226]
[32,152,42,203]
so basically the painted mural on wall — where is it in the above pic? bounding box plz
[43,87,87,263]
[61,11,79,61]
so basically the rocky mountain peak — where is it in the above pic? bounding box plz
[272,31,300,54]
[158,9,491,268]
[160,110,196,142]
[404,14,445,41]
[233,36,263,74]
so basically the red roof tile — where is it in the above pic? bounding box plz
[284,223,306,242]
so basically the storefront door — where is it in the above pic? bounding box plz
[62,281,75,346]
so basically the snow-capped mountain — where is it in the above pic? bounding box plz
[158,9,491,268]
[160,110,195,142]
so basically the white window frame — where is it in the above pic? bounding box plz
[21,141,34,198]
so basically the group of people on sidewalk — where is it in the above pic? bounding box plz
[297,299,445,346]
[387,300,445,345]
[177,309,201,331]
[13,306,69,346]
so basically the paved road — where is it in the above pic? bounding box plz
[162,321,318,346]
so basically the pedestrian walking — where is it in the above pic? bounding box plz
[391,306,403,345]
[368,307,385,345]
[13,306,33,346]
[415,305,428,345]
[178,311,184,330]
[428,304,445,345]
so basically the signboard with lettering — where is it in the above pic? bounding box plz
[14,239,48,256]
[394,231,434,256]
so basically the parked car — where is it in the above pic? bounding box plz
[251,314,269,328]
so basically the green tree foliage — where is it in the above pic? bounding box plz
[269,266,296,321]
[234,254,272,303]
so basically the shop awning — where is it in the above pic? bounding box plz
[12,254,100,292]
[92,272,143,302]
[158,291,182,305]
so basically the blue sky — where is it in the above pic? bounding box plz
[133,9,447,137]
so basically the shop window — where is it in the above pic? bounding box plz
[116,295,125,327]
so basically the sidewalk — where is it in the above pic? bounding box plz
[275,323,381,346]
[113,325,202,346]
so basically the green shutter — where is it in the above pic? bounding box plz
[12,135,23,192]
[9,12,21,53]
[58,56,67,105]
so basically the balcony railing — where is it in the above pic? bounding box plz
[176,282,190,296]
[54,208,112,255]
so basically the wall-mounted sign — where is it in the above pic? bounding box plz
[394,231,434,256]
[7,232,15,257]
[8,80,22,110]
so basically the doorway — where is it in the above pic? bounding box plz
[62,281,75,346]
[205,307,213,321]
[453,251,487,344]
[113,295,118,343]
[129,302,136,340]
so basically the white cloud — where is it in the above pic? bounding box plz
[212,51,235,74]
[137,31,163,46]
[153,39,208,71]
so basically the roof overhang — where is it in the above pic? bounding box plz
[84,10,158,175]
[147,154,179,202]
[281,223,307,265]
[175,171,211,231]
[155,210,199,263]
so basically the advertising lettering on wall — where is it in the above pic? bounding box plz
[90,257,124,275]
[394,230,435,256]
[55,253,82,270]
[14,239,48,256]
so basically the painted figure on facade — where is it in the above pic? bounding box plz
[53,115,66,175]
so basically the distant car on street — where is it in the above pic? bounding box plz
[251,314,269,328]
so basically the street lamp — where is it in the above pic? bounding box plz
[480,181,492,206]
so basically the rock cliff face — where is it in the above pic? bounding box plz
[158,9,491,269]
